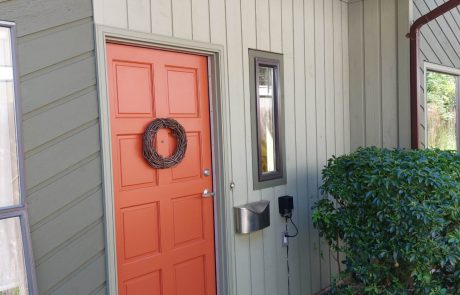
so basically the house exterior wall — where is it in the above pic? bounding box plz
[93,0,350,294]
[0,0,107,294]
[414,0,460,148]
[348,0,412,150]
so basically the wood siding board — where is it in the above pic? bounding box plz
[314,0,331,288]
[30,189,103,261]
[420,34,442,64]
[333,0,344,156]
[343,1,350,153]
[93,286,107,295]
[17,19,94,76]
[191,0,210,42]
[35,222,105,293]
[325,0,337,281]
[275,0,303,292]
[23,90,99,152]
[243,1,265,294]
[325,0,336,160]
[435,1,460,56]
[282,0,305,294]
[21,56,97,114]
[331,0,344,277]
[414,1,455,67]
[172,0,193,39]
[24,124,100,190]
[269,0,282,53]
[127,0,151,32]
[150,0,174,36]
[0,0,93,37]
[48,253,106,295]
[397,0,412,149]
[381,0,398,148]
[265,1,287,294]
[349,1,365,150]
[297,0,316,292]
[256,0,270,51]
[100,0,128,29]
[283,0,303,292]
[363,0,382,147]
[209,0,226,45]
[27,157,102,227]
[423,0,460,66]
[224,0,252,293]
[425,18,460,66]
[449,7,460,33]
[305,0,319,291]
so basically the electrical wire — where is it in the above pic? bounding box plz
[285,220,291,295]
[285,217,299,238]
[284,216,298,295]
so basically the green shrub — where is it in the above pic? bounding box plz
[312,147,460,294]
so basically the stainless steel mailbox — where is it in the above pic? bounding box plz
[234,200,270,234]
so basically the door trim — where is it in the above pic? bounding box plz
[94,25,233,295]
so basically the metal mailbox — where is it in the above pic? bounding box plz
[234,200,270,234]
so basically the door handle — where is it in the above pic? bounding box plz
[202,188,215,198]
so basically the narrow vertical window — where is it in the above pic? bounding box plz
[249,49,286,190]
[426,69,459,150]
[0,21,37,295]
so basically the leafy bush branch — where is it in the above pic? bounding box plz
[313,147,460,294]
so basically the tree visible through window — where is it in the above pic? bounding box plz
[426,71,459,150]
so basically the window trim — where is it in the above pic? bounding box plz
[249,49,286,190]
[0,20,38,295]
[423,62,460,150]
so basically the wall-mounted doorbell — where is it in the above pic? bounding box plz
[278,195,298,295]
[278,195,294,218]
[278,195,298,247]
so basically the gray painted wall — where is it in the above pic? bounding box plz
[414,0,460,148]
[348,0,412,150]
[0,0,106,294]
[94,0,350,294]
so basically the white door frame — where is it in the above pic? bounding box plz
[94,25,234,295]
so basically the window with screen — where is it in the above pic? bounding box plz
[0,21,37,295]
[249,49,286,190]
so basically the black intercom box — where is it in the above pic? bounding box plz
[278,195,294,218]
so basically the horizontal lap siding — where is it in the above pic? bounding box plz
[93,0,350,293]
[0,1,106,294]
[413,0,460,148]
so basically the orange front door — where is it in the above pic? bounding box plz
[106,43,217,295]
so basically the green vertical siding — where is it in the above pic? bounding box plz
[0,0,106,294]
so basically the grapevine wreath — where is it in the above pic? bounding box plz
[143,118,187,168]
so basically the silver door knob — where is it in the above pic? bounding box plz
[202,188,215,198]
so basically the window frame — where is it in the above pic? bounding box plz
[249,49,286,190]
[0,20,38,295]
[423,62,460,150]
